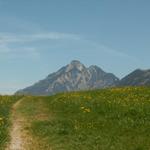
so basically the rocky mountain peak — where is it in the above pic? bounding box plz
[16,60,119,95]
[88,65,104,73]
[66,60,86,72]
[70,60,82,65]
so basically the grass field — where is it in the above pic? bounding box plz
[1,87,150,149]
[0,95,23,149]
[14,87,150,150]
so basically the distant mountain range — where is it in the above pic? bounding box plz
[16,60,150,95]
[118,69,150,86]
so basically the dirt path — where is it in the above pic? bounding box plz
[6,98,31,150]
[5,97,52,150]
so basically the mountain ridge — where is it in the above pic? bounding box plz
[119,69,150,86]
[16,60,150,96]
[16,60,119,95]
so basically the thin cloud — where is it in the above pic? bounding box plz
[0,32,138,62]
[0,44,40,60]
[0,32,81,44]
[0,32,80,59]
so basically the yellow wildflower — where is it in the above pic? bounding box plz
[84,108,91,113]
[81,106,84,109]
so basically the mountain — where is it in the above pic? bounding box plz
[119,69,150,86]
[16,60,119,95]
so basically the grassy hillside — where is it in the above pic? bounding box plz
[0,95,23,149]
[16,87,150,150]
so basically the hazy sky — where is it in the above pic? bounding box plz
[0,0,150,94]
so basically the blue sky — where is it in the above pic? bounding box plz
[0,0,150,94]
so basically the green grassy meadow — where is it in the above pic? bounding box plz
[1,87,150,149]
[17,87,150,150]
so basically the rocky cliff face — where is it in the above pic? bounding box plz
[16,60,119,95]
